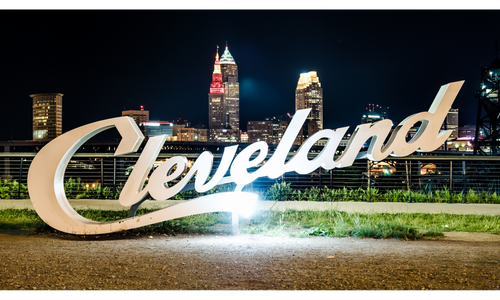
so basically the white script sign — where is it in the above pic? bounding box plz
[27,81,463,235]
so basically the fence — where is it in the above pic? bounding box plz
[2,152,500,203]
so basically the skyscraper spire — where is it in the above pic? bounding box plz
[220,46,235,64]
[212,46,222,79]
[209,45,226,133]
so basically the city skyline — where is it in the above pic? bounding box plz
[1,10,499,141]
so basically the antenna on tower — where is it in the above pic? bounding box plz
[226,41,228,48]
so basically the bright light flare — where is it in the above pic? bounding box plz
[232,193,258,218]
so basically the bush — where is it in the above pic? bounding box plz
[0,178,29,199]
[266,181,294,201]
[264,181,500,204]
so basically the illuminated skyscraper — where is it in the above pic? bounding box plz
[31,93,63,141]
[208,46,225,134]
[220,45,239,130]
[295,71,323,136]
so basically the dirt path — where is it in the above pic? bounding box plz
[1,231,499,290]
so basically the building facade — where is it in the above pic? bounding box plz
[31,93,63,141]
[248,121,273,144]
[445,108,459,140]
[177,128,208,142]
[458,125,476,139]
[220,46,239,130]
[140,121,173,138]
[210,128,240,143]
[208,45,241,143]
[122,106,149,125]
[208,47,226,132]
[295,71,323,136]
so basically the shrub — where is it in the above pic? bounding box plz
[266,181,294,201]
[0,179,29,199]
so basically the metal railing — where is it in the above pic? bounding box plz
[3,152,500,202]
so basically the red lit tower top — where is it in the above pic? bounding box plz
[210,46,225,94]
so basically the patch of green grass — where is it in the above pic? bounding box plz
[1,207,499,239]
[0,208,231,235]
[0,208,47,231]
[242,209,499,239]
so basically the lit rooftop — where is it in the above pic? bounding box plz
[220,47,235,64]
[297,71,320,90]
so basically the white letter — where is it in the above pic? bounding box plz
[148,145,238,200]
[230,141,268,190]
[148,156,188,200]
[259,109,310,179]
[388,81,464,157]
[286,127,348,174]
[342,119,393,165]
[119,135,166,206]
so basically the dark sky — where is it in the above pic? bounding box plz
[1,10,499,141]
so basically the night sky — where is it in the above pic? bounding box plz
[1,10,499,141]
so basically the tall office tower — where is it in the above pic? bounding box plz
[122,105,149,125]
[220,45,239,130]
[31,93,63,141]
[208,46,226,141]
[295,71,323,136]
[445,108,459,140]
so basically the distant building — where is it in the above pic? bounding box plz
[295,71,323,136]
[173,118,191,127]
[458,124,476,139]
[177,128,208,142]
[31,93,63,141]
[248,121,273,144]
[445,108,459,140]
[265,114,293,144]
[361,104,389,124]
[211,128,240,143]
[446,139,474,152]
[208,46,226,132]
[208,45,240,142]
[361,112,383,124]
[220,45,239,130]
[122,106,149,125]
[140,121,173,138]
[240,132,249,143]
[172,124,186,139]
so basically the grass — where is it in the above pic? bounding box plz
[0,208,232,235]
[242,209,500,238]
[1,208,500,239]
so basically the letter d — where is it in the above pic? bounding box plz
[388,81,464,157]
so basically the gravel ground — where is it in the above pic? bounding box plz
[1,230,500,290]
